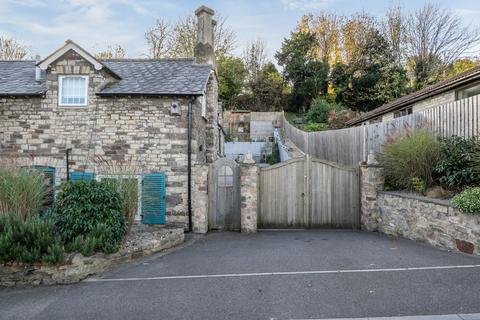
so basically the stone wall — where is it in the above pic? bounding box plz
[360,159,480,255]
[192,164,209,233]
[378,192,480,255]
[0,50,220,226]
[0,226,184,287]
[240,161,259,233]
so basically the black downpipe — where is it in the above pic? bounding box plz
[66,148,72,182]
[186,97,194,233]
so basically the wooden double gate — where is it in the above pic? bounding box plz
[258,156,360,229]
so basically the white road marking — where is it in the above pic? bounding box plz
[289,313,480,320]
[84,264,480,283]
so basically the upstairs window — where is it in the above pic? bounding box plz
[201,93,207,118]
[59,76,88,107]
[456,83,480,100]
[393,107,412,119]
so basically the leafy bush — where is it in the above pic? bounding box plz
[0,215,64,264]
[452,187,480,214]
[434,136,479,190]
[0,164,49,220]
[327,109,362,129]
[306,98,346,124]
[304,122,329,132]
[411,177,426,194]
[55,180,127,253]
[65,224,120,256]
[380,131,441,190]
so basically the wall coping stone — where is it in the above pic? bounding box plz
[379,191,452,207]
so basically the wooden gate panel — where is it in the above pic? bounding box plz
[259,157,360,229]
[259,158,305,228]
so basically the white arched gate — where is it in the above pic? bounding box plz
[208,158,241,231]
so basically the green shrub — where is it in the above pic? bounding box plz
[380,131,441,190]
[411,177,426,194]
[452,187,480,214]
[306,98,345,124]
[304,122,329,132]
[0,164,50,220]
[55,180,127,253]
[0,215,64,264]
[434,136,479,190]
[66,224,120,256]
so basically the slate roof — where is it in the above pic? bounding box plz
[0,60,47,96]
[0,59,213,97]
[347,65,480,126]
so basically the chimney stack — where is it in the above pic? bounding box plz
[194,5,215,66]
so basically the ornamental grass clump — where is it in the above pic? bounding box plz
[0,164,50,220]
[380,131,441,191]
[452,187,480,214]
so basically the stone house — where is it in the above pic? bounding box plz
[348,66,480,125]
[0,6,223,232]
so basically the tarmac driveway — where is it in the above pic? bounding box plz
[1,230,480,320]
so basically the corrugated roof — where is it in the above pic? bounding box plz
[0,60,46,96]
[347,65,480,125]
[0,59,212,97]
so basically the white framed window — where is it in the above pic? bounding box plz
[201,93,207,118]
[58,76,88,107]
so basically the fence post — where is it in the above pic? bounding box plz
[304,154,311,227]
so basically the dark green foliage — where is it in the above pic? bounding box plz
[0,215,64,264]
[55,180,127,253]
[380,131,441,190]
[303,122,329,132]
[411,177,426,194]
[330,30,408,112]
[434,136,480,190]
[452,187,480,214]
[218,56,247,109]
[65,224,119,256]
[306,98,346,124]
[276,31,329,113]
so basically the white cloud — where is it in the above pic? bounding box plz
[280,0,332,11]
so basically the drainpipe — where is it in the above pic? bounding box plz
[65,148,72,182]
[186,97,194,232]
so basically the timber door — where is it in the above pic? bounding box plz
[209,158,241,231]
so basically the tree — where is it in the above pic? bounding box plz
[405,4,480,89]
[382,6,406,68]
[276,31,329,112]
[243,39,267,87]
[145,19,171,58]
[299,12,343,65]
[0,36,29,60]
[146,13,236,59]
[95,45,126,59]
[342,13,377,64]
[447,58,480,77]
[249,63,286,112]
[217,56,246,109]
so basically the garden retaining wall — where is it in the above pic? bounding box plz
[0,226,184,287]
[361,161,480,255]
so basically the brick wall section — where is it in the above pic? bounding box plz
[0,50,220,227]
[360,164,384,231]
[192,164,209,233]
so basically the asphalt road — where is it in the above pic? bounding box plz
[1,230,480,320]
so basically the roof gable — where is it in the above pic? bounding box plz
[37,40,120,79]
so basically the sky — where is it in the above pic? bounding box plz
[1,0,480,61]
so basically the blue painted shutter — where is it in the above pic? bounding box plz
[141,173,166,225]
[70,171,95,182]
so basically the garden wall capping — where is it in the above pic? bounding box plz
[0,226,184,287]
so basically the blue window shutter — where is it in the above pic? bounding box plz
[70,171,95,182]
[141,173,166,225]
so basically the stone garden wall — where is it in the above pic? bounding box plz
[240,160,259,233]
[361,161,480,255]
[0,226,184,287]
[377,192,480,255]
